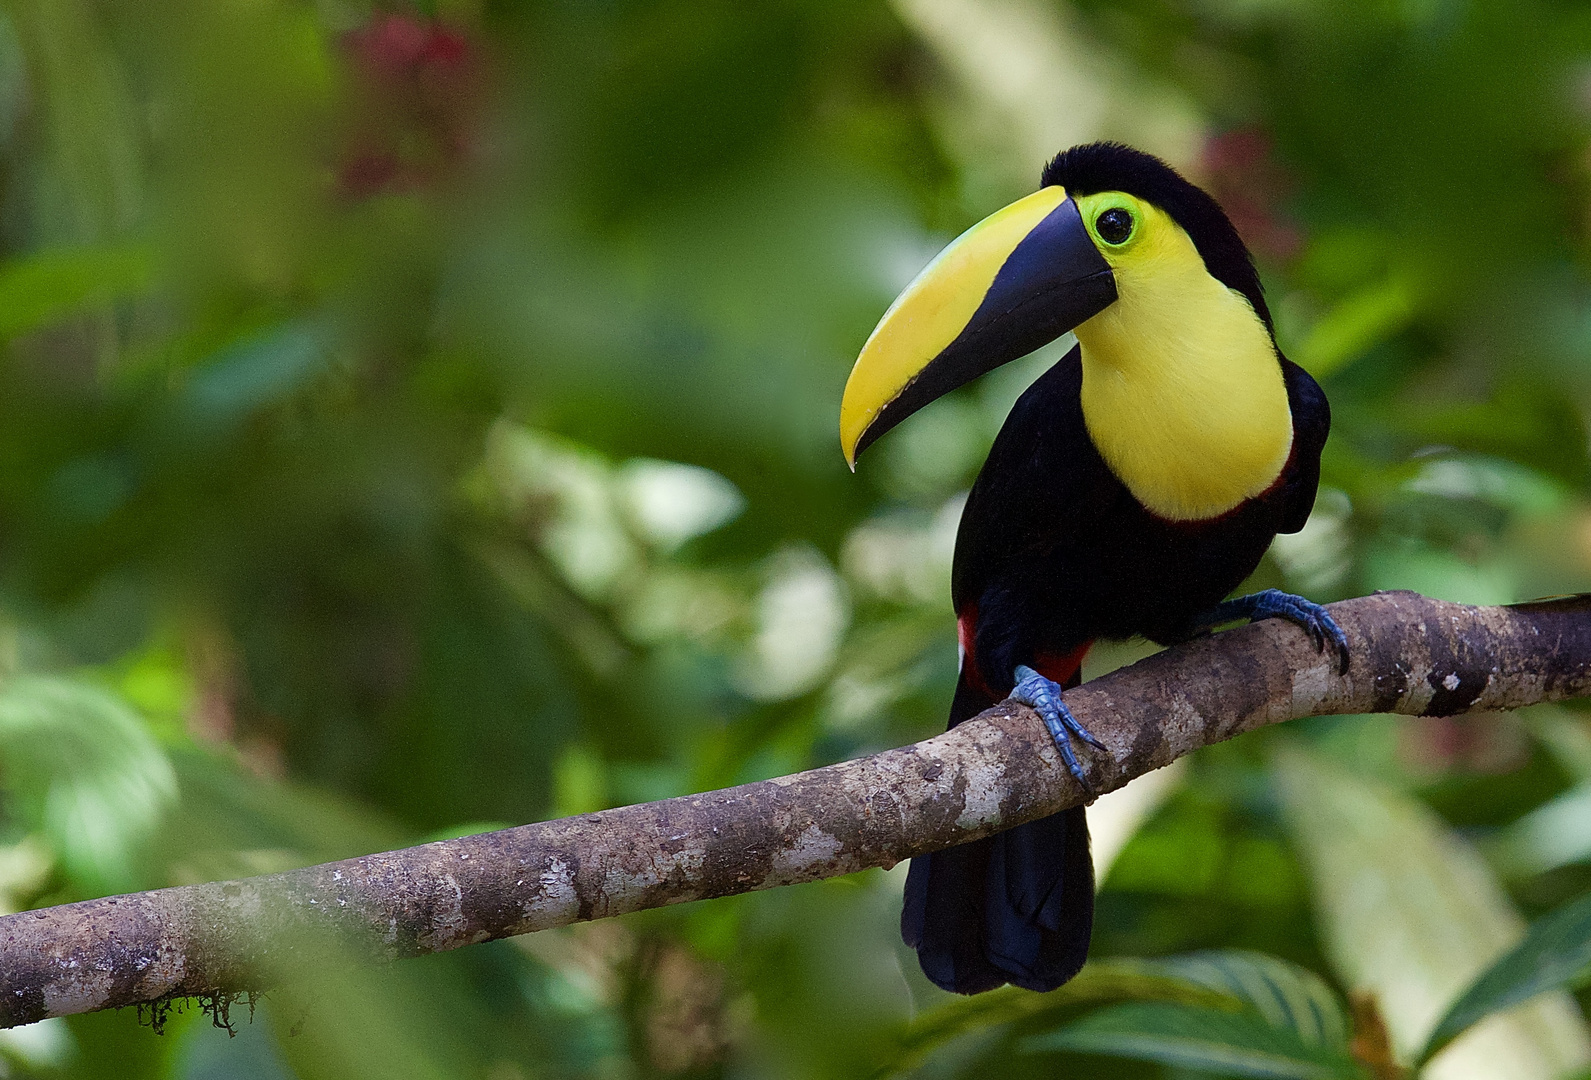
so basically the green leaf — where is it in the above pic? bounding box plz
[0,246,153,340]
[1274,743,1591,1071]
[872,959,1238,1078]
[1141,950,1351,1051]
[180,320,332,426]
[1290,273,1416,378]
[1024,1002,1366,1079]
[1420,891,1591,1062]
[0,675,176,892]
[1017,952,1359,1079]
[874,949,1354,1078]
[1490,782,1591,879]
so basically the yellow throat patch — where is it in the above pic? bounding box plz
[1072,196,1293,522]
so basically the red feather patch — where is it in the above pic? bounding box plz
[958,603,1092,694]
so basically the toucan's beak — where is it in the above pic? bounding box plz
[840,187,1116,467]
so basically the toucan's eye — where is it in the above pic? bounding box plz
[1095,207,1134,245]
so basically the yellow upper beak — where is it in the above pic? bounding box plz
[839,186,1116,468]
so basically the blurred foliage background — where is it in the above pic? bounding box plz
[4,0,1591,1076]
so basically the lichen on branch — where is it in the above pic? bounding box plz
[2,591,1589,1029]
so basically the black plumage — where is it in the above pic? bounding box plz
[901,145,1330,995]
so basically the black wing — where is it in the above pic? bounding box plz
[1277,357,1330,535]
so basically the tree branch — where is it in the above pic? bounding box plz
[3,590,1590,1028]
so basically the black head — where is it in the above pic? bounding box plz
[1042,142,1272,332]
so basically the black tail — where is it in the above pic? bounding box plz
[900,671,1094,994]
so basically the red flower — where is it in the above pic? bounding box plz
[1202,129,1303,263]
[336,14,483,198]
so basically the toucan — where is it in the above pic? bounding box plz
[839,143,1348,995]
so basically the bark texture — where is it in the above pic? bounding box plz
[3,591,1590,1028]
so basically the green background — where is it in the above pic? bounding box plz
[1,0,1591,1076]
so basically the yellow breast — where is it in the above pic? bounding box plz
[1073,205,1292,522]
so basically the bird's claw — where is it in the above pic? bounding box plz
[1011,664,1103,791]
[1207,588,1350,675]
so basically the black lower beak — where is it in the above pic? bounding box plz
[849,196,1116,462]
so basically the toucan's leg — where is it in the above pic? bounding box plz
[1011,665,1105,789]
[1201,588,1350,674]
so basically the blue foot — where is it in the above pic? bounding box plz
[1011,665,1105,790]
[1204,588,1350,675]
